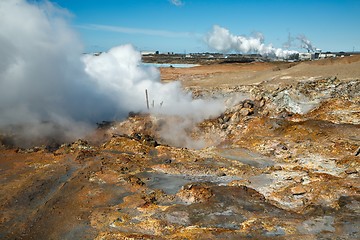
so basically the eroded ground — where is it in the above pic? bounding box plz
[1,56,359,239]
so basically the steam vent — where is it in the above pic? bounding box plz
[1,53,359,239]
[1,1,360,239]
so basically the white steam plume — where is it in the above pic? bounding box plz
[82,46,223,120]
[283,32,294,49]
[297,34,317,52]
[0,0,223,147]
[205,25,298,58]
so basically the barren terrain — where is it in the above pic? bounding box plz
[160,55,360,87]
[1,56,359,239]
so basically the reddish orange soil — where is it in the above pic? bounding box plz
[1,55,359,239]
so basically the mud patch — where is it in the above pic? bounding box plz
[217,147,275,168]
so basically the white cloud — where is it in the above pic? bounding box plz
[169,0,184,7]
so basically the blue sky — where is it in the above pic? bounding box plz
[51,0,360,53]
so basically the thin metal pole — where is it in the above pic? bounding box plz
[145,89,149,110]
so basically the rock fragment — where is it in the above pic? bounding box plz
[239,108,253,116]
[291,185,307,195]
[272,165,283,171]
[243,99,255,109]
[345,168,358,174]
[230,112,240,123]
[177,184,213,204]
[355,147,360,156]
[259,99,266,107]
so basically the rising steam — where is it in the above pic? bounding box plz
[205,25,299,58]
[297,34,317,52]
[0,0,223,147]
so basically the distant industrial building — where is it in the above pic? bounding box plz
[297,51,337,61]
[319,53,336,58]
[141,51,157,56]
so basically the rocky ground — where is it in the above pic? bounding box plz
[1,56,359,239]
